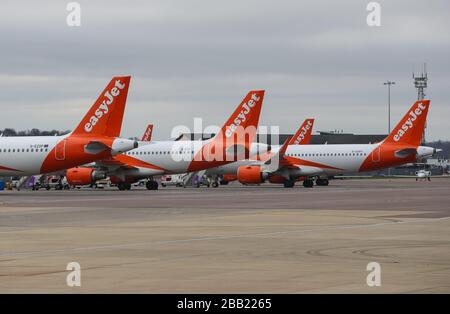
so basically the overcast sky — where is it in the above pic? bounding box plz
[0,0,449,141]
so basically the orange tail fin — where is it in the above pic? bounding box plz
[219,89,264,143]
[219,90,264,159]
[141,124,154,141]
[188,90,265,170]
[384,100,430,147]
[289,118,314,145]
[72,76,131,137]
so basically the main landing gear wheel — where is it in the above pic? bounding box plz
[283,180,295,188]
[211,182,219,188]
[146,180,159,190]
[118,182,132,190]
[303,179,314,188]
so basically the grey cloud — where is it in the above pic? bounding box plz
[0,0,449,141]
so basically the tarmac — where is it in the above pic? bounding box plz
[0,178,449,293]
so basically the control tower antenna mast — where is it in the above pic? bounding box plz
[413,63,428,143]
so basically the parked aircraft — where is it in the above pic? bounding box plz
[202,100,436,188]
[0,76,137,177]
[66,90,265,190]
[234,100,435,187]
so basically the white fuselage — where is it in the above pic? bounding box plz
[211,143,377,176]
[108,140,269,179]
[0,135,66,176]
[114,140,209,177]
[208,144,434,177]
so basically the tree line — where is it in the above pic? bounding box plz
[0,128,70,137]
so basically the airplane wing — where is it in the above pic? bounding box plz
[93,154,166,178]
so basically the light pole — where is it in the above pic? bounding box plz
[383,81,395,134]
[384,81,395,177]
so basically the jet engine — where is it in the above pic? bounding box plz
[66,167,106,186]
[237,166,268,184]
[111,138,139,155]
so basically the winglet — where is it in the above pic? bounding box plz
[384,100,430,147]
[141,124,154,141]
[289,119,314,145]
[72,76,131,137]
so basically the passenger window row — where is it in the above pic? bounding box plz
[286,152,367,157]
[0,148,48,153]
[125,150,195,156]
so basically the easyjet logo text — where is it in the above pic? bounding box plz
[393,102,427,142]
[84,79,126,132]
[293,120,313,144]
[225,93,260,138]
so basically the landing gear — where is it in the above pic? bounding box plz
[315,178,329,186]
[303,179,314,188]
[283,179,295,188]
[118,182,132,191]
[146,180,158,190]
[211,181,219,188]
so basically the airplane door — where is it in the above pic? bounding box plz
[55,139,66,161]
[371,146,380,162]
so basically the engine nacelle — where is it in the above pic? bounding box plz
[111,138,139,155]
[66,167,106,186]
[416,146,437,158]
[237,166,265,184]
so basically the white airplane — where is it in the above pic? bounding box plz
[65,90,266,190]
[415,169,432,181]
[0,76,137,177]
[202,99,436,188]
